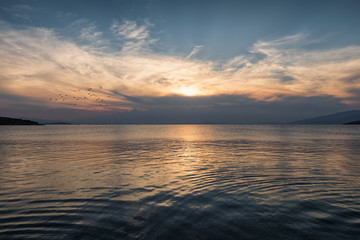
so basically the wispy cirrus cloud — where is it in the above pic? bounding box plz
[79,25,103,42]
[1,20,360,115]
[110,20,156,53]
[2,4,34,22]
[186,45,204,59]
[111,20,151,40]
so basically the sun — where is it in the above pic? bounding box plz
[178,86,199,96]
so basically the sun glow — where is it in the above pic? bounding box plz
[2,22,360,111]
[178,86,200,96]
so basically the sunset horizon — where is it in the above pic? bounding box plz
[1,1,360,239]
[1,0,360,123]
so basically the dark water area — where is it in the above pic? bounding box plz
[0,125,359,240]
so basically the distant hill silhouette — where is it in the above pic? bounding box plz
[344,120,360,125]
[0,117,40,125]
[291,110,360,124]
[24,118,71,125]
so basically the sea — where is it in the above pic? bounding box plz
[0,125,359,240]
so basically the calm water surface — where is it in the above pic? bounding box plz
[0,125,359,240]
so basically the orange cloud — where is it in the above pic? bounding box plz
[1,23,360,112]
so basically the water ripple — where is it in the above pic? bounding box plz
[0,125,359,239]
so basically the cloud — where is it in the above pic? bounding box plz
[110,20,155,53]
[0,20,360,117]
[2,4,34,22]
[111,20,150,40]
[186,45,204,59]
[79,26,103,42]
[60,19,109,51]
[252,33,305,51]
[245,35,360,101]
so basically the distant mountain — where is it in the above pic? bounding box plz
[344,120,360,125]
[0,117,40,125]
[291,110,360,124]
[26,118,71,125]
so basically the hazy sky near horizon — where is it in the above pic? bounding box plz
[0,0,360,123]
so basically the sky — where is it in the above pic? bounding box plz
[0,0,360,123]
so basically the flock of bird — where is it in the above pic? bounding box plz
[49,86,110,107]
